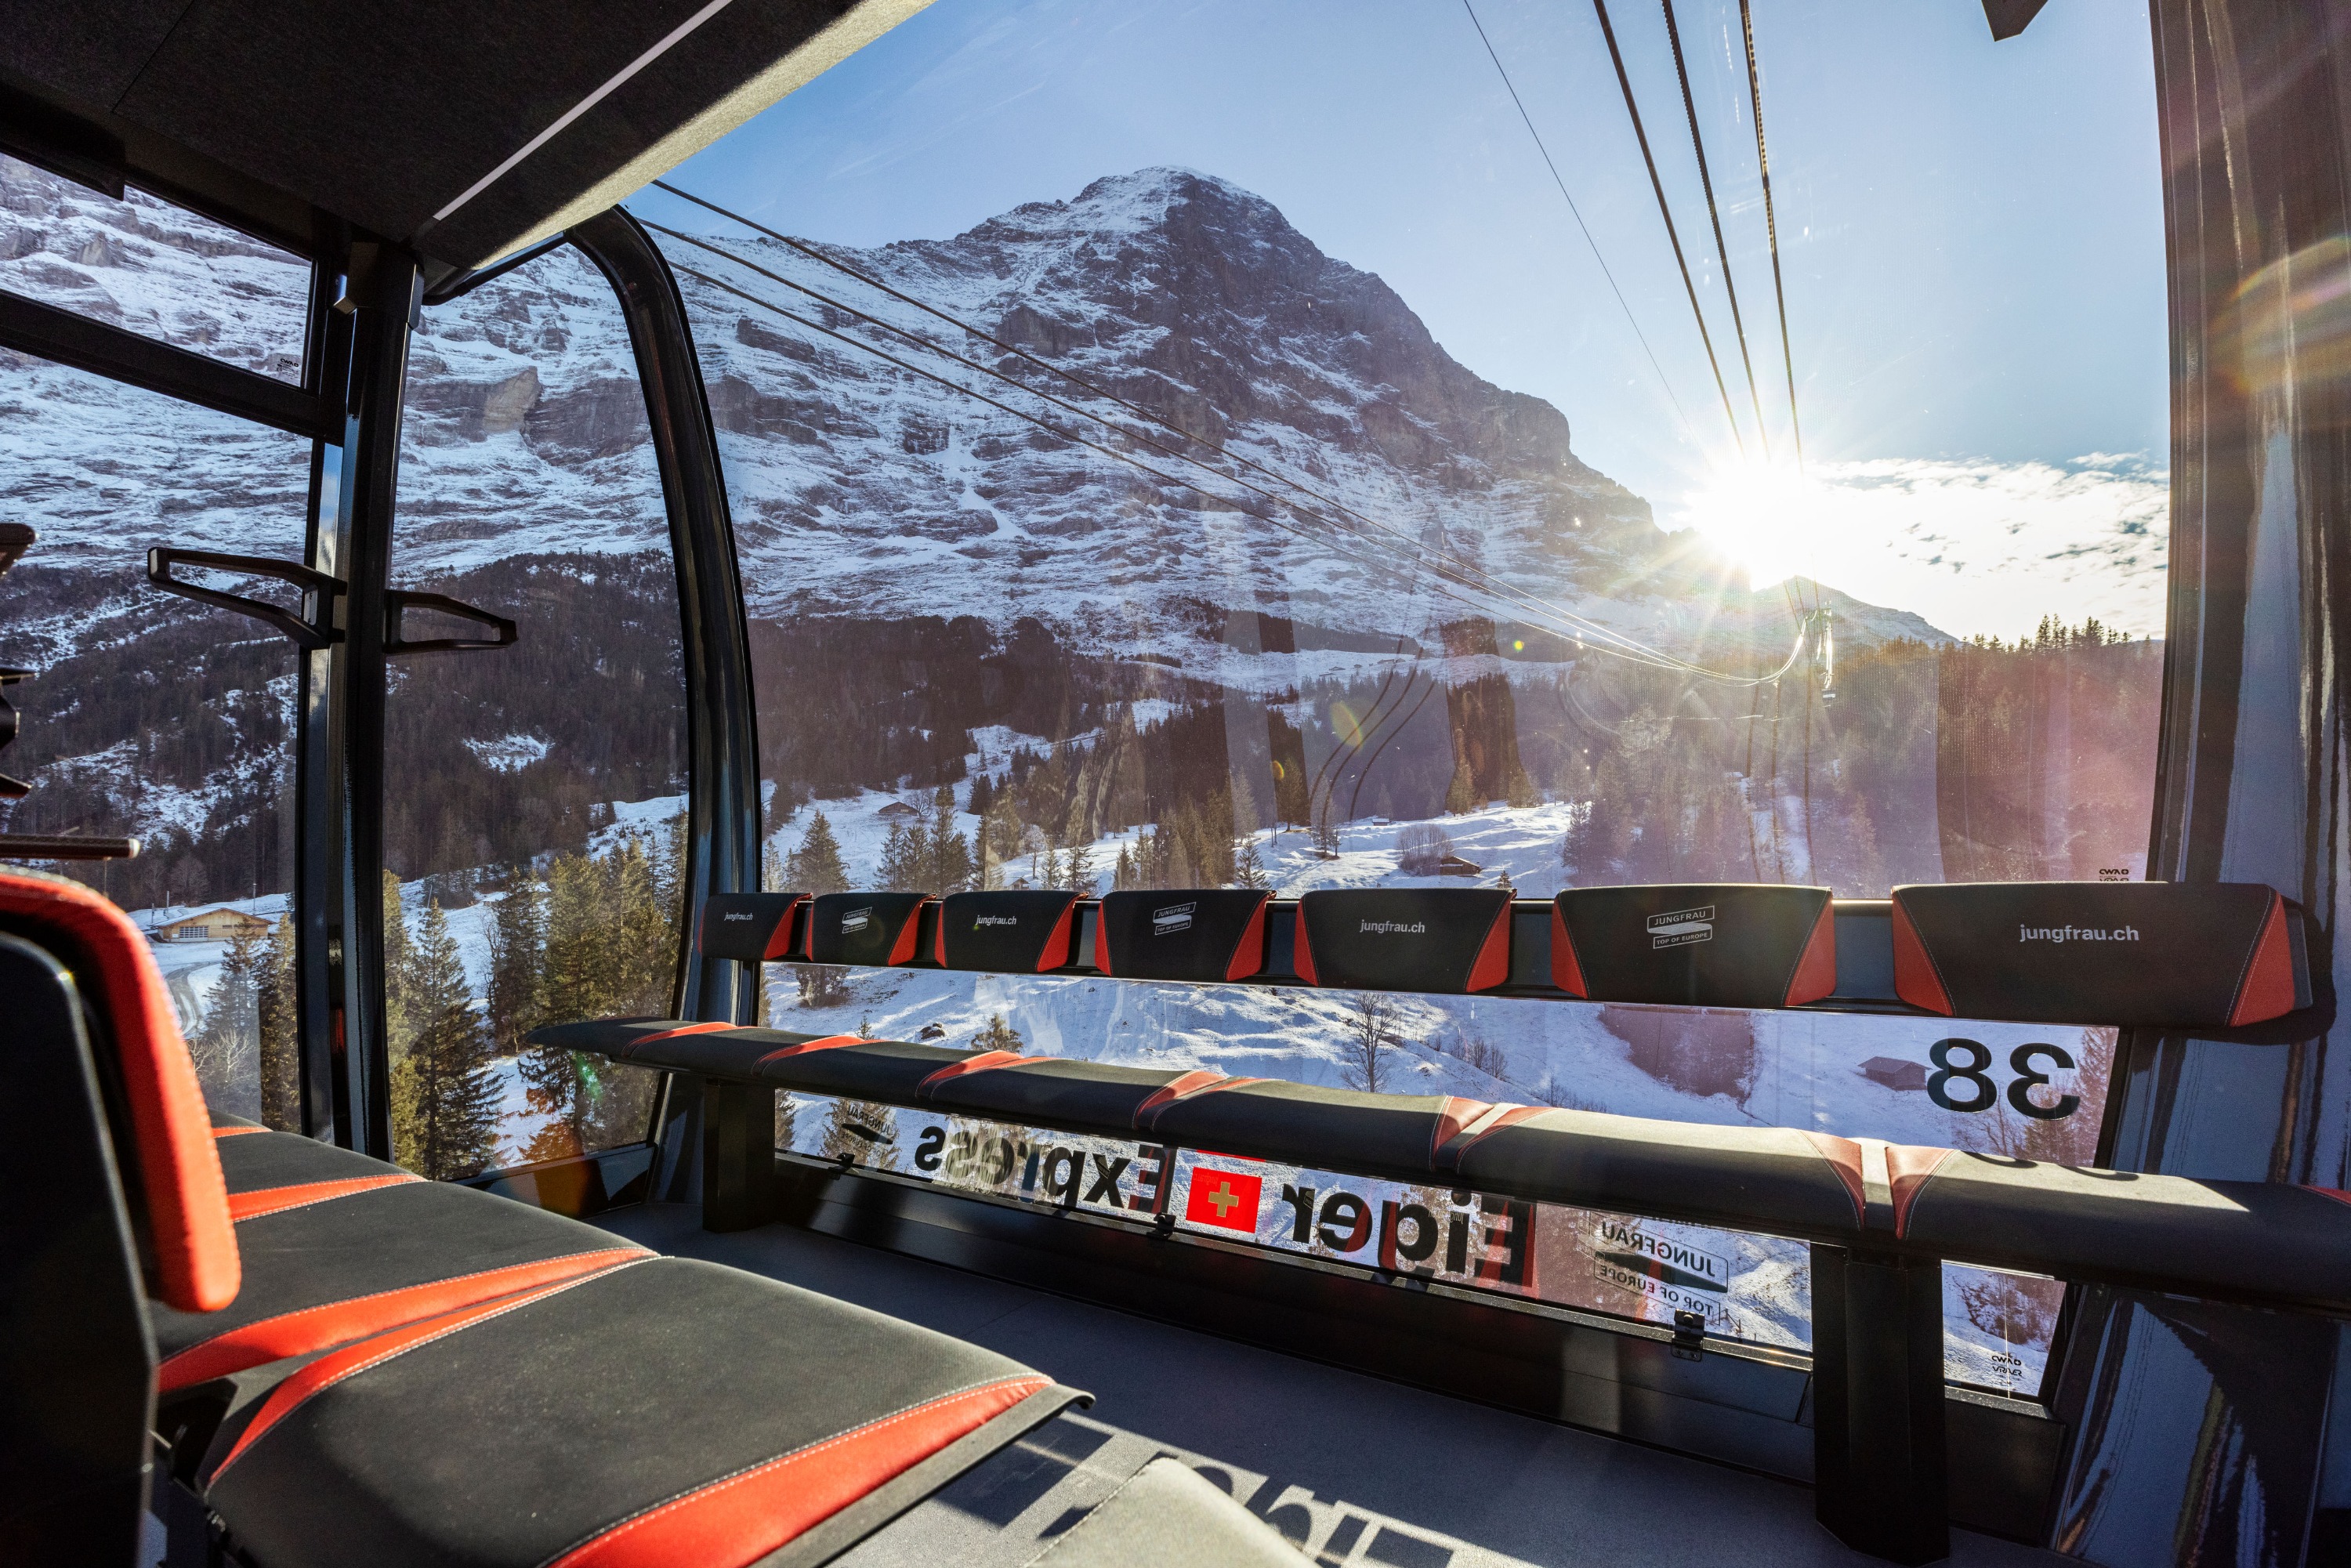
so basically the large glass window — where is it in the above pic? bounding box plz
[1,154,309,381]
[0,158,313,1125]
[382,244,683,1180]
[642,0,2162,1391]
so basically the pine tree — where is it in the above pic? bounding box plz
[1445,751,1479,814]
[1234,837,1270,889]
[786,810,851,894]
[190,923,264,1117]
[976,1013,1024,1052]
[1064,837,1094,893]
[389,902,503,1181]
[878,820,931,891]
[380,871,418,1058]
[929,785,974,894]
[1113,842,1136,891]
[257,913,300,1131]
[982,795,1023,886]
[486,872,547,1055]
[1505,764,1538,809]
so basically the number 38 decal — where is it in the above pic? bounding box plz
[1925,1038,2080,1120]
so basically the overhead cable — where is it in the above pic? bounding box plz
[1588,0,1746,455]
[650,180,1733,680]
[1739,0,1805,479]
[643,216,1737,679]
[1661,0,1769,458]
[645,208,1822,686]
[657,248,1715,679]
[1458,0,1697,446]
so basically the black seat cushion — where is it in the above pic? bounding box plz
[212,1124,397,1198]
[1139,1079,1493,1183]
[152,1179,648,1393]
[1891,1148,2351,1310]
[917,1057,1195,1134]
[1447,1108,1867,1240]
[201,1256,1081,1568]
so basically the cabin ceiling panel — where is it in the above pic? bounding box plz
[0,0,926,268]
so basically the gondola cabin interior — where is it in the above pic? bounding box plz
[4,2,2350,1565]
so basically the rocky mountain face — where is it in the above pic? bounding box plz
[670,167,1943,672]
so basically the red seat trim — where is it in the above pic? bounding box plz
[158,1246,651,1392]
[1802,1133,1868,1227]
[1549,904,1587,997]
[544,1374,1053,1568]
[916,1052,1042,1093]
[1889,898,1954,1015]
[1291,905,1318,986]
[0,872,240,1312]
[2229,892,2298,1026]
[227,1173,420,1221]
[624,1022,738,1054]
[1465,901,1512,993]
[1784,899,1838,1005]
[210,1261,649,1479]
[1885,1145,1955,1238]
[752,1034,866,1066]
[212,1125,270,1139]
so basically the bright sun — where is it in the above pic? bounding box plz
[1675,463,1833,591]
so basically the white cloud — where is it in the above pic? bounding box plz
[1672,453,2169,642]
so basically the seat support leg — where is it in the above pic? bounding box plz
[701,1078,773,1232]
[1811,1244,1950,1564]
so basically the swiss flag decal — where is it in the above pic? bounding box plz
[1184,1168,1263,1232]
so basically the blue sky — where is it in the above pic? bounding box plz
[637,0,2170,639]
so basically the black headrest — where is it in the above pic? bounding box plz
[806,892,935,967]
[697,893,807,962]
[1890,881,2309,1026]
[1552,885,1836,1008]
[934,891,1080,972]
[1094,890,1270,982]
[1294,889,1512,994]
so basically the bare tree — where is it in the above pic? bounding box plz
[1341,994,1400,1094]
[1396,822,1453,875]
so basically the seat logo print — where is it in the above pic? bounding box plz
[841,907,873,934]
[2017,923,2139,943]
[974,914,1017,928]
[1359,920,1428,935]
[1648,906,1715,950]
[721,911,754,921]
[1151,902,1196,936]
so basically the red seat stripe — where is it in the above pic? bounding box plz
[1802,1133,1868,1227]
[917,1051,1039,1092]
[210,1261,648,1479]
[625,1022,739,1052]
[1886,1145,1956,1237]
[227,1173,419,1221]
[158,1246,650,1392]
[545,1374,1053,1568]
[212,1125,270,1138]
[752,1034,866,1065]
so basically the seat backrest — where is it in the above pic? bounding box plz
[1889,880,2308,1026]
[1552,884,1837,1008]
[0,871,240,1312]
[1293,888,1513,994]
[0,877,241,1563]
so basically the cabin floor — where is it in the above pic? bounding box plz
[597,1204,2069,1568]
